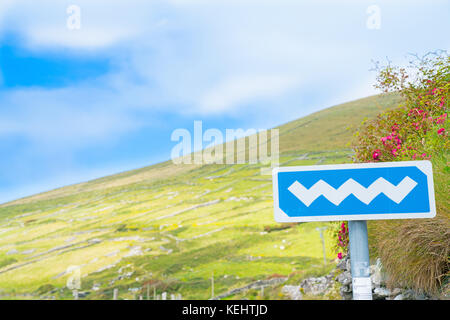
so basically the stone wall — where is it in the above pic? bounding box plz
[282,256,435,300]
[335,256,433,300]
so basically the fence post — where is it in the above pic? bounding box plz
[316,227,328,265]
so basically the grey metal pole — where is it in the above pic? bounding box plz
[348,220,372,300]
[321,232,326,265]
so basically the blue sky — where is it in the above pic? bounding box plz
[0,0,449,204]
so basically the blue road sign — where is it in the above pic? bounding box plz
[272,161,436,222]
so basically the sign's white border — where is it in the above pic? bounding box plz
[272,160,436,222]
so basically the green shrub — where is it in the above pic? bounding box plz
[263,223,298,233]
[35,283,55,295]
[352,53,449,295]
[0,257,18,269]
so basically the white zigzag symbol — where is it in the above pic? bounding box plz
[288,177,418,207]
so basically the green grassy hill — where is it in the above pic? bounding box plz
[0,93,401,300]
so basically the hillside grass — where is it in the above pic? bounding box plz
[0,94,401,300]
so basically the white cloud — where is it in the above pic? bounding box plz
[0,0,165,49]
[27,26,136,49]
[1,0,448,143]
[200,75,300,114]
[0,85,142,149]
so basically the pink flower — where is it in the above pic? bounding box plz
[409,108,420,116]
[372,149,381,161]
[337,253,343,260]
[438,128,445,135]
[436,114,447,124]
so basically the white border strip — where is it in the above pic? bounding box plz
[272,160,436,222]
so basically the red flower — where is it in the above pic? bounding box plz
[337,252,343,260]
[438,128,445,135]
[372,149,381,161]
[391,148,397,156]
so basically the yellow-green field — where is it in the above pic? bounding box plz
[0,94,401,299]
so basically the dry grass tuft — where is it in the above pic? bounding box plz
[370,217,449,295]
[369,155,449,296]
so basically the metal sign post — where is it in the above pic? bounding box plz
[272,160,436,300]
[348,220,372,300]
